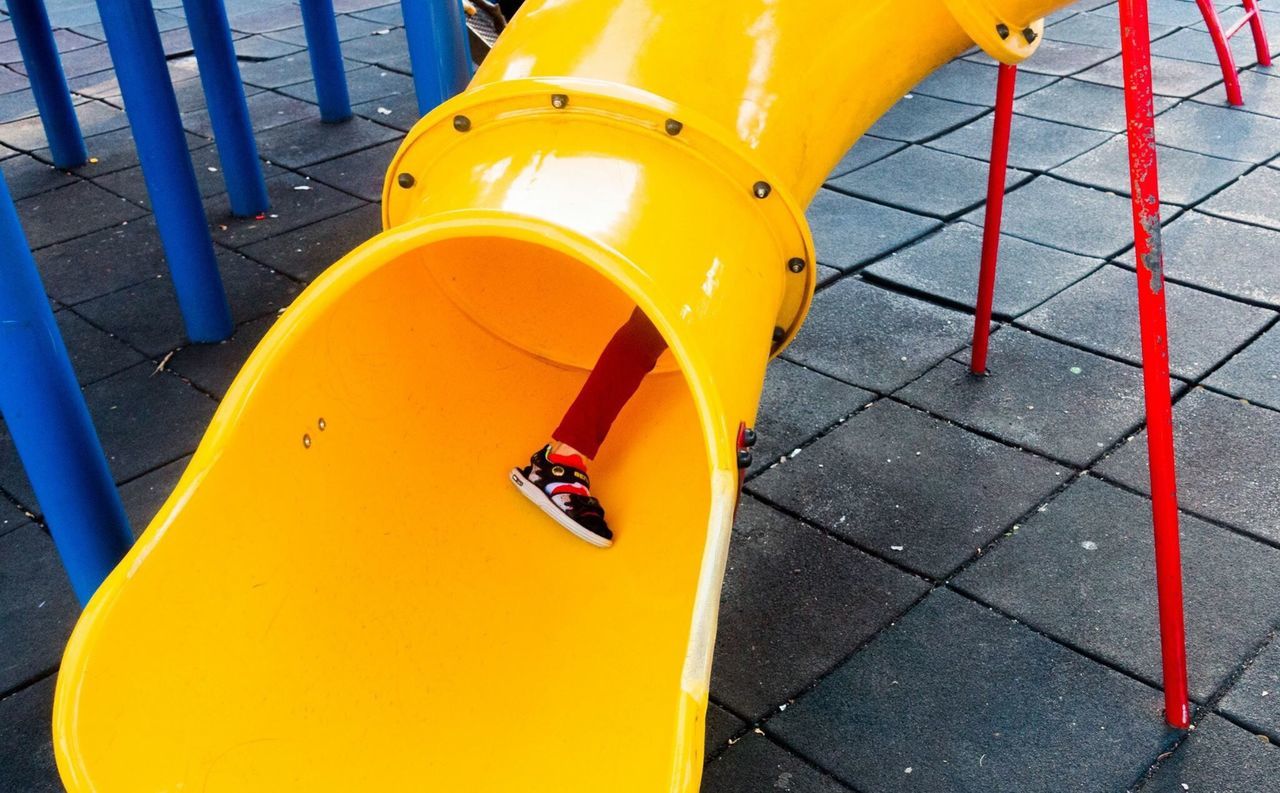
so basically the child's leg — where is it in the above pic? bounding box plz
[552,307,668,459]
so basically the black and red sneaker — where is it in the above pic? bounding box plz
[510,446,613,547]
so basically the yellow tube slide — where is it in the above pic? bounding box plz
[54,1,1073,790]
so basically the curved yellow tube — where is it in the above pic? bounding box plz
[54,1,1073,790]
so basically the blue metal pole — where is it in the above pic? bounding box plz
[299,0,352,122]
[182,0,270,217]
[7,0,87,168]
[94,0,233,342]
[0,174,132,604]
[401,0,471,115]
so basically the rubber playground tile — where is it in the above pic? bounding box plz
[252,116,401,170]
[1207,325,1280,410]
[338,28,414,72]
[228,33,303,60]
[959,475,1280,702]
[814,264,840,287]
[0,676,62,792]
[1016,78,1178,134]
[0,153,77,201]
[1075,54,1225,99]
[182,90,315,139]
[1053,136,1250,206]
[913,59,1056,106]
[926,112,1113,172]
[8,41,112,79]
[864,94,987,143]
[803,189,940,272]
[711,498,928,721]
[1151,26,1264,68]
[771,589,1173,793]
[238,52,326,89]
[703,703,744,760]
[208,172,366,249]
[900,329,1164,466]
[0,28,98,66]
[0,100,127,152]
[828,145,1031,220]
[168,314,275,399]
[266,14,388,46]
[350,2,403,26]
[999,38,1117,76]
[748,360,872,476]
[92,145,262,209]
[1019,265,1276,380]
[239,203,382,282]
[332,0,401,13]
[1194,70,1280,119]
[972,176,1151,260]
[1097,388,1280,544]
[118,456,190,536]
[227,3,304,34]
[74,250,300,358]
[37,126,210,178]
[1143,715,1280,793]
[1147,211,1280,307]
[54,309,145,385]
[826,135,904,180]
[864,222,1102,318]
[1220,638,1280,742]
[14,180,147,250]
[701,733,852,793]
[299,139,399,202]
[277,66,416,108]
[0,496,27,540]
[749,400,1067,579]
[352,91,423,132]
[1048,11,1175,50]
[782,279,971,394]
[1156,103,1280,163]
[1200,167,1280,231]
[0,526,78,695]
[1091,0,1220,28]
[33,216,169,306]
[0,89,40,125]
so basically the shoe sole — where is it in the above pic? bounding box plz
[510,468,614,548]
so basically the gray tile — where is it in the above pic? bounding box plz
[298,139,399,202]
[1075,54,1226,98]
[337,27,413,72]
[958,476,1280,701]
[239,203,383,282]
[927,113,1113,172]
[1151,26,1265,68]
[265,14,388,46]
[978,177,1150,259]
[783,279,970,393]
[278,66,416,108]
[1144,715,1280,793]
[118,456,189,536]
[230,33,303,60]
[1220,638,1280,742]
[914,59,1056,106]
[0,495,28,539]
[0,526,78,694]
[772,589,1172,793]
[253,116,400,169]
[704,703,745,760]
[865,222,1102,318]
[1097,388,1280,542]
[1018,265,1276,379]
[352,91,422,131]
[803,189,940,272]
[228,3,303,34]
[208,172,366,249]
[749,400,1067,578]
[0,154,77,201]
[702,733,852,793]
[168,314,276,399]
[1206,324,1280,410]
[351,3,403,25]
[749,360,872,476]
[1048,12,1174,49]
[865,94,986,143]
[238,52,323,89]
[1156,103,1280,162]
[55,309,144,385]
[1193,70,1280,118]
[92,144,252,209]
[1200,167,1280,231]
[15,180,146,249]
[1152,211,1280,307]
[1017,78,1177,133]
[900,328,1162,466]
[181,89,314,138]
[1090,0,1223,28]
[829,145,1029,219]
[0,99,127,151]
[1008,39,1118,76]
[826,136,904,180]
[1053,136,1250,206]
[33,216,168,306]
[0,676,62,792]
[712,498,928,720]
[40,126,209,178]
[814,264,840,287]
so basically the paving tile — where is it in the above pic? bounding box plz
[118,456,190,536]
[92,144,255,208]
[239,202,383,281]
[971,177,1146,259]
[1053,136,1250,206]
[1049,11,1176,49]
[1206,324,1280,410]
[704,702,745,760]
[1194,69,1280,118]
[15,179,146,249]
[32,216,168,305]
[0,99,127,152]
[804,189,940,272]
[826,136,904,180]
[0,526,78,694]
[351,3,403,25]
[168,314,276,399]
[1019,265,1276,379]
[749,400,1067,578]
[352,90,422,131]
[712,498,928,720]
[208,172,366,249]
[1152,211,1280,307]
[75,250,300,357]
[0,28,97,66]
[238,52,323,89]
[865,222,1101,318]
[39,126,209,178]
[230,33,303,60]
[1199,167,1280,231]
[278,66,415,108]
[9,40,112,79]
[748,360,873,476]
[771,588,1172,793]
[298,139,398,202]
[0,676,62,792]
[865,94,986,143]
[702,733,851,793]
[253,116,400,169]
[1144,714,1280,792]
[0,89,39,125]
[900,328,1163,466]
[1156,103,1280,162]
[782,280,970,393]
[914,59,1056,106]
[339,28,413,72]
[182,89,314,138]
[1097,388,1280,543]
[1151,26,1264,68]
[1003,39,1118,76]
[55,309,145,385]
[927,112,1113,172]
[829,146,1029,219]
[0,495,27,539]
[1017,78,1177,133]
[1076,54,1226,98]
[228,3,303,34]
[266,14,388,46]
[0,153,77,200]
[1220,636,1280,742]
[1089,0,1221,28]
[958,475,1280,701]
[814,264,840,287]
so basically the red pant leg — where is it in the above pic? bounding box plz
[553,307,668,459]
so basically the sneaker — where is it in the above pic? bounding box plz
[510,446,613,547]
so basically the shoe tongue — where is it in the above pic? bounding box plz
[547,450,587,470]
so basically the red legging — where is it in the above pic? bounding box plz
[553,307,668,459]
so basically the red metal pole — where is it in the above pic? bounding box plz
[1118,0,1191,730]
[1244,0,1273,67]
[970,63,1017,375]
[1196,0,1245,105]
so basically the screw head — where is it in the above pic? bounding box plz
[787,257,806,273]
[742,428,758,447]
[302,434,312,449]
[318,417,327,431]
[996,23,1010,39]
[453,114,471,132]
[753,181,772,199]
[396,172,415,188]
[772,326,786,343]
[664,118,683,136]
[1022,27,1038,44]
[551,93,568,109]
[737,448,753,469]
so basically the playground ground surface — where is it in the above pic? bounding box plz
[4,0,1280,790]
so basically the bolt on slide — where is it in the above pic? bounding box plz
[54,1,1074,790]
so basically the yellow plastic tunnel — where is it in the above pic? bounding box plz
[54,1,1074,790]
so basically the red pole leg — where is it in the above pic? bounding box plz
[1196,0,1245,105]
[971,63,1017,375]
[1118,0,1191,730]
[1244,0,1273,67]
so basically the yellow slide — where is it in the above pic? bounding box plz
[54,1,1072,790]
